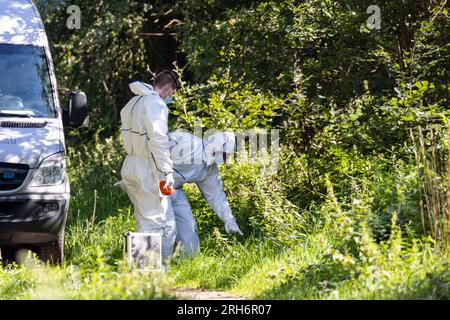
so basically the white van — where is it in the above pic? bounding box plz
[0,0,88,264]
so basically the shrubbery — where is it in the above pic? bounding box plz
[8,0,446,299]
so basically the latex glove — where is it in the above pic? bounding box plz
[225,218,243,236]
[164,172,174,189]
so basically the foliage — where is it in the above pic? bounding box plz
[170,72,283,131]
[184,154,306,246]
[35,0,181,133]
[179,0,450,154]
[172,176,450,300]
[2,0,447,300]
[0,255,173,299]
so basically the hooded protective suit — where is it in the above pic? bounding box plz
[120,81,174,259]
[165,132,242,256]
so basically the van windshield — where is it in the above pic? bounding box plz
[0,44,56,118]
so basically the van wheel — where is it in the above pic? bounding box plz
[0,245,17,264]
[38,233,64,265]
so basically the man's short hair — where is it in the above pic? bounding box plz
[153,70,180,90]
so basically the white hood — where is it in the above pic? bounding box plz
[129,81,154,96]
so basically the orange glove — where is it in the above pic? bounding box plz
[159,180,175,196]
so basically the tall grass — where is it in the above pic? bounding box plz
[410,124,450,251]
[0,257,174,299]
[1,134,176,300]
[2,130,450,299]
[171,191,450,299]
[172,140,450,299]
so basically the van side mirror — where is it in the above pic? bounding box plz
[63,91,88,128]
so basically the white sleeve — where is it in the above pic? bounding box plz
[143,98,173,175]
[197,164,234,223]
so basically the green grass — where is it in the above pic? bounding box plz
[0,206,175,300]
[0,259,174,299]
[1,136,450,300]
[170,230,450,300]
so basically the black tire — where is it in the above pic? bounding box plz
[0,245,17,264]
[38,232,64,265]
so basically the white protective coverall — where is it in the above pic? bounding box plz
[120,81,175,260]
[165,131,241,256]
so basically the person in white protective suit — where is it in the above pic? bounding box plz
[164,131,243,256]
[119,70,179,261]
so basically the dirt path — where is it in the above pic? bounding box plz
[173,288,248,300]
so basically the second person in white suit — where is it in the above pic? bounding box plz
[165,131,243,257]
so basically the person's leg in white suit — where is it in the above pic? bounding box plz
[122,156,175,267]
[171,189,200,256]
[162,197,177,261]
